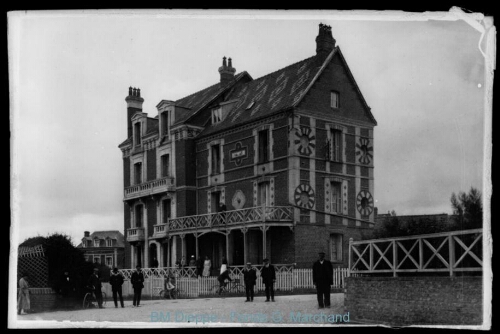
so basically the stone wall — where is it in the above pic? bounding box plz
[344,276,483,326]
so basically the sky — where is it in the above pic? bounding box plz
[10,9,492,247]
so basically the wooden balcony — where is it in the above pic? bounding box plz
[126,227,145,243]
[154,206,294,235]
[124,177,175,200]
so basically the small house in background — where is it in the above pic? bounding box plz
[77,230,125,269]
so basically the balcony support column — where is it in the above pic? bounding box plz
[241,227,248,264]
[180,234,186,260]
[166,237,171,268]
[195,233,199,260]
[260,225,269,260]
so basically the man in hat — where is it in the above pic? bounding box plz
[242,262,257,302]
[261,258,276,302]
[88,268,104,308]
[312,251,333,309]
[131,265,145,307]
[109,267,125,308]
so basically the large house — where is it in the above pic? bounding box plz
[119,24,377,271]
[77,230,125,268]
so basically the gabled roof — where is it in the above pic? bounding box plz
[198,47,377,137]
[198,55,321,137]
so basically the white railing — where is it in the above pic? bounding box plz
[349,229,483,276]
[105,266,349,299]
[167,206,293,232]
[126,227,145,242]
[124,176,175,199]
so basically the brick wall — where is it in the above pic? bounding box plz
[294,224,373,268]
[345,276,483,325]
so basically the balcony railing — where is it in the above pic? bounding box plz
[152,224,168,238]
[124,176,175,200]
[165,206,293,232]
[126,227,145,242]
[349,228,483,276]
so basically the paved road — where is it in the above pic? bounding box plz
[15,294,350,327]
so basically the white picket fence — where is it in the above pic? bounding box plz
[102,267,350,299]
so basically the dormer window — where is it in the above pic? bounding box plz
[106,239,113,247]
[94,239,100,247]
[160,111,170,136]
[331,91,339,109]
[134,122,142,146]
[212,107,222,124]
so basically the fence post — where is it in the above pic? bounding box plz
[448,235,455,277]
[393,240,398,277]
[348,238,353,276]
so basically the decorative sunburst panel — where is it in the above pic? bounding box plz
[294,127,316,156]
[355,137,373,165]
[294,184,315,209]
[356,190,374,216]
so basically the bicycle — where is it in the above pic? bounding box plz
[83,289,107,309]
[211,278,245,295]
[159,286,183,299]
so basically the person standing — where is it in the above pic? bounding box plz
[261,258,276,302]
[109,268,125,308]
[17,273,30,315]
[242,262,257,302]
[131,265,145,307]
[219,202,227,225]
[181,256,186,268]
[88,268,104,308]
[59,271,74,309]
[312,251,333,309]
[202,256,211,277]
[196,256,203,278]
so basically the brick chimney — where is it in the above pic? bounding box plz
[315,23,336,59]
[84,231,90,237]
[218,57,236,86]
[125,87,144,138]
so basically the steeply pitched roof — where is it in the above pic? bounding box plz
[174,72,250,126]
[198,55,321,137]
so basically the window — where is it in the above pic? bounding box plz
[161,111,169,135]
[86,240,92,248]
[331,91,339,108]
[105,256,113,267]
[134,162,142,184]
[162,199,171,223]
[134,122,142,146]
[212,107,222,124]
[211,144,221,174]
[161,154,170,177]
[330,129,342,162]
[106,239,113,247]
[84,255,89,262]
[93,256,100,264]
[330,182,342,213]
[258,182,270,207]
[94,239,100,247]
[258,130,269,163]
[330,234,343,262]
[135,205,143,227]
[211,192,221,212]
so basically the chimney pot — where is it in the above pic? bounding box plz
[228,58,232,67]
[129,87,132,96]
[222,56,227,67]
[84,231,90,237]
[137,88,141,97]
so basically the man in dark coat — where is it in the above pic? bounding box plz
[109,267,125,308]
[242,262,257,302]
[59,271,74,308]
[312,251,333,309]
[195,256,203,278]
[88,268,103,308]
[131,265,145,307]
[217,267,232,295]
[261,258,276,302]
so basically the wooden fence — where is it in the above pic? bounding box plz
[349,228,483,276]
[101,266,349,299]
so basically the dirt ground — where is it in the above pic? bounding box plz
[13,293,352,328]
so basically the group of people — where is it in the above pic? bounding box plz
[175,255,212,277]
[18,251,334,313]
[216,258,276,302]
